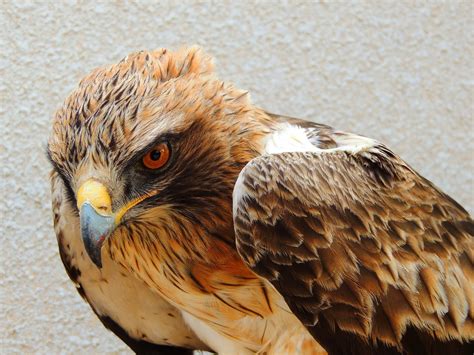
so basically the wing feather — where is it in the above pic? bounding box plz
[233,146,474,354]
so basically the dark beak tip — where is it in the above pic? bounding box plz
[83,236,104,268]
[93,255,103,269]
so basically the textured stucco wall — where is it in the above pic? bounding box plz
[1,2,473,354]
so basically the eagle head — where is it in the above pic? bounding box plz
[48,47,270,268]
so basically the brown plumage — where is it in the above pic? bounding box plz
[48,47,473,354]
[234,147,474,354]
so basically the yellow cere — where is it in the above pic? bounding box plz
[77,179,159,224]
[77,180,113,215]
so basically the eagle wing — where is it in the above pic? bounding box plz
[233,138,474,354]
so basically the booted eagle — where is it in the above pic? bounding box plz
[48,47,473,354]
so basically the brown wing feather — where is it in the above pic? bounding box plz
[233,147,474,354]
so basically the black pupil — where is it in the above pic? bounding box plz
[150,149,161,161]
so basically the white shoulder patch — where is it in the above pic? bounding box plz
[265,123,378,156]
[234,123,379,218]
[264,124,320,154]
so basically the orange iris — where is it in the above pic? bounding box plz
[143,143,170,169]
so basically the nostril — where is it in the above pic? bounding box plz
[97,206,110,212]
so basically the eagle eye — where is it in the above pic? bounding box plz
[143,142,170,170]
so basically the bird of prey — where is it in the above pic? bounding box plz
[48,47,473,354]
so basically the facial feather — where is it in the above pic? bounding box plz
[48,47,273,264]
[49,47,324,355]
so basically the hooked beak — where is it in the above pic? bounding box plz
[77,179,158,268]
[77,180,115,268]
[80,202,114,268]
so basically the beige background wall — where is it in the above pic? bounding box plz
[1,1,473,353]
